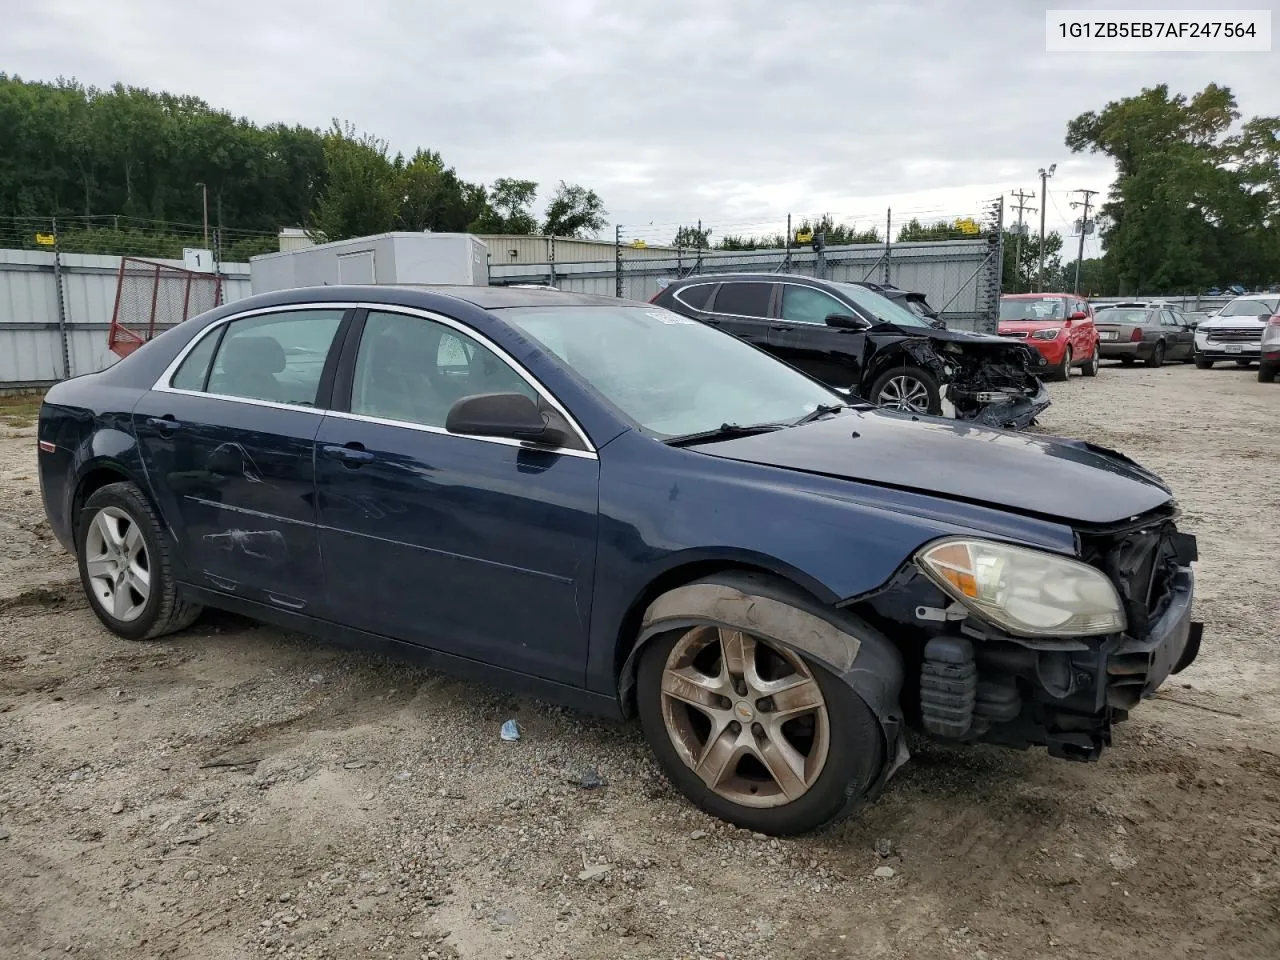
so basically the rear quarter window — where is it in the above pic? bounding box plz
[673,283,716,311]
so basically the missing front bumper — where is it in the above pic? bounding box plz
[949,381,1051,431]
[918,567,1201,761]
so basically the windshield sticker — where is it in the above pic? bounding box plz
[646,308,695,325]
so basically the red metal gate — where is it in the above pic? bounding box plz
[107,258,224,358]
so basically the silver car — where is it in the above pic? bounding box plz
[1194,295,1280,368]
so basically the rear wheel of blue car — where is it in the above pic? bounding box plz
[77,482,202,641]
[637,622,884,835]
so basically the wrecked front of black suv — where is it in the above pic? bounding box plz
[939,336,1053,430]
[854,505,1202,761]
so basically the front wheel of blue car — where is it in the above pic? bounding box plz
[637,623,884,835]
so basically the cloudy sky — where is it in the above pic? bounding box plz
[4,0,1277,253]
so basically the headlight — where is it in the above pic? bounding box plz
[916,538,1126,637]
[1031,328,1060,340]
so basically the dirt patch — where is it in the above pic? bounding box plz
[1,363,1278,959]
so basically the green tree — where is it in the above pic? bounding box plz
[1002,229,1065,293]
[542,181,606,238]
[309,122,402,241]
[673,224,711,248]
[1066,83,1279,292]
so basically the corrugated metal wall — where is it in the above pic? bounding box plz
[490,238,1003,330]
[0,249,251,387]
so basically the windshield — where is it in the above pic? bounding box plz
[827,282,932,327]
[502,305,842,438]
[1219,297,1280,318]
[999,297,1066,321]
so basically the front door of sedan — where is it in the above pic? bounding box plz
[133,307,349,611]
[707,281,776,349]
[767,283,867,391]
[312,308,600,686]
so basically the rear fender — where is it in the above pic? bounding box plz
[618,571,908,795]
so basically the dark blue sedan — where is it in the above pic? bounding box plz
[37,286,1202,834]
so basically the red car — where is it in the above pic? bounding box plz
[998,294,1100,381]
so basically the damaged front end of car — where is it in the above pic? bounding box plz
[850,503,1202,762]
[941,339,1052,431]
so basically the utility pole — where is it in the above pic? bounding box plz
[1037,164,1056,292]
[784,213,792,271]
[1070,188,1098,295]
[883,207,892,285]
[1009,188,1036,293]
[614,224,623,298]
[196,181,208,245]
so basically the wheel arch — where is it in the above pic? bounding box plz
[617,567,908,796]
[70,458,160,543]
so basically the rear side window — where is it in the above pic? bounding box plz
[673,283,715,310]
[713,282,772,317]
[201,309,345,406]
[169,326,223,391]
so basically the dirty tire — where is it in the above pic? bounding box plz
[867,366,942,416]
[77,481,201,641]
[1145,341,1165,368]
[1260,362,1278,384]
[1081,343,1100,377]
[1052,346,1072,382]
[1195,356,1214,370]
[637,628,885,836]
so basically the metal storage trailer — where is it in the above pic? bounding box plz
[249,233,488,294]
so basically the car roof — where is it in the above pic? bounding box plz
[667,273,834,288]
[1228,293,1280,302]
[1001,292,1075,299]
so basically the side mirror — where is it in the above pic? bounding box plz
[445,392,550,442]
[825,313,869,330]
[1069,310,1088,320]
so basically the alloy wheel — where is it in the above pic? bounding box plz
[84,506,150,622]
[659,625,830,808]
[875,375,932,412]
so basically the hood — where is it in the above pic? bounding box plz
[1199,313,1270,329]
[690,410,1172,526]
[874,323,1047,369]
[998,319,1061,331]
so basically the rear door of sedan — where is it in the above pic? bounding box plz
[134,305,350,611]
[311,306,600,685]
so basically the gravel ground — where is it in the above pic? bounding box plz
[1,362,1278,960]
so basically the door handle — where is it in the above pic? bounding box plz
[321,442,374,467]
[703,318,721,326]
[146,415,182,435]
[769,324,791,332]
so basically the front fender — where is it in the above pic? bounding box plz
[618,572,908,796]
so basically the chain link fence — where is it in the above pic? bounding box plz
[491,235,1005,332]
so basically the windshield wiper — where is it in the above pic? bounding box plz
[664,422,785,447]
[791,403,847,426]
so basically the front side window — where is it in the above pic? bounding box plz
[780,285,846,324]
[503,304,840,439]
[178,309,344,405]
[350,311,536,427]
[713,282,772,318]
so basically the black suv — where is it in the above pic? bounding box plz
[652,274,1050,429]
